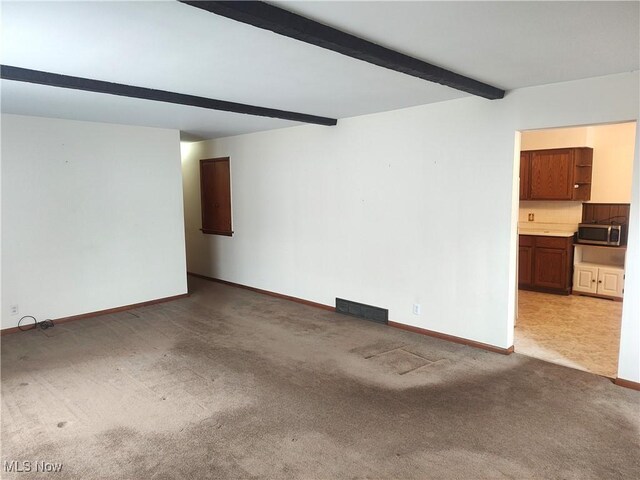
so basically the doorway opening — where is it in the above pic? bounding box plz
[514,121,636,378]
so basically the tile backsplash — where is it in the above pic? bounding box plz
[519,201,583,230]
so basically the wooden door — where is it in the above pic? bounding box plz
[597,267,624,298]
[518,245,533,286]
[573,265,598,294]
[533,248,567,290]
[530,149,573,200]
[200,158,232,235]
[519,152,530,200]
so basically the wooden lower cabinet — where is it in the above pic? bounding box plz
[518,245,533,285]
[519,235,574,294]
[533,248,568,290]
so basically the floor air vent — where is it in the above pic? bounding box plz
[335,298,388,324]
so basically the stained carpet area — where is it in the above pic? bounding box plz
[1,277,639,479]
[516,290,623,378]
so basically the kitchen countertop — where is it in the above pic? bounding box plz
[519,229,576,238]
[518,222,577,238]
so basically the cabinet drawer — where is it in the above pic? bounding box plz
[519,235,534,247]
[535,236,571,249]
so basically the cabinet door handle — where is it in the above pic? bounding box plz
[598,280,602,283]
[592,279,596,283]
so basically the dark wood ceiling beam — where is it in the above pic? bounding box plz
[0,65,338,126]
[180,1,505,100]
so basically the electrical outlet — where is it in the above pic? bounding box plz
[528,213,535,222]
[412,304,421,315]
[10,305,19,316]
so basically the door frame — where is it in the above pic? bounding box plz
[510,121,638,380]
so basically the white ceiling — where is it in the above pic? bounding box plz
[1,1,638,140]
[279,0,640,90]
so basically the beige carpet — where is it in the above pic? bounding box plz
[1,276,639,479]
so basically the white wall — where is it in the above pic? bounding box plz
[618,130,640,382]
[518,201,583,228]
[521,126,592,150]
[184,100,517,348]
[1,115,187,329]
[590,122,637,203]
[182,72,639,381]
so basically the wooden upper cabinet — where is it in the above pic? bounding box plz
[530,149,573,200]
[571,148,593,201]
[200,157,233,236]
[521,147,592,201]
[519,152,530,200]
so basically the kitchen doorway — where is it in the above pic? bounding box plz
[514,122,636,378]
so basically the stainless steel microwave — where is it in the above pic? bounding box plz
[577,224,623,246]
